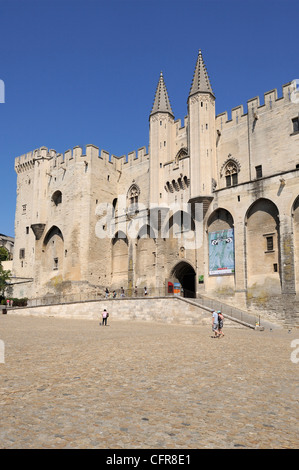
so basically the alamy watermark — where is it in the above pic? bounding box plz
[0,340,4,364]
[95,199,204,250]
[290,79,299,104]
[290,339,299,364]
[0,79,5,103]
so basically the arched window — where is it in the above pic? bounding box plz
[183,176,190,188]
[166,181,174,193]
[112,198,118,217]
[175,147,188,164]
[127,184,140,212]
[224,161,238,187]
[52,190,62,206]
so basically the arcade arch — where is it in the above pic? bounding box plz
[292,196,299,292]
[245,198,281,291]
[112,231,128,287]
[207,208,234,277]
[42,225,64,273]
[170,261,196,298]
[135,225,156,286]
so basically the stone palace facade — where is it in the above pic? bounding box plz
[12,50,299,324]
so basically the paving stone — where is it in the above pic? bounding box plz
[0,314,298,449]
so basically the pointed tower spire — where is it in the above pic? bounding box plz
[189,49,214,98]
[150,71,174,118]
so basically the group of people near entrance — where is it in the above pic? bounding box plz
[212,310,224,338]
[105,287,148,298]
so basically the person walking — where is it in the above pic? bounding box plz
[211,310,219,337]
[102,308,109,326]
[217,310,224,337]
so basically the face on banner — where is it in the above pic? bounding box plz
[208,229,235,275]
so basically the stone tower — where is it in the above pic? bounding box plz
[188,50,216,199]
[149,72,175,205]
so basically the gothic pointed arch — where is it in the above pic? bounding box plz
[43,225,64,245]
[127,183,140,213]
[207,208,234,231]
[207,208,235,276]
[127,183,140,199]
[170,261,196,298]
[111,230,128,288]
[220,156,241,187]
[136,224,156,240]
[245,198,281,294]
[135,224,156,287]
[175,147,188,163]
[42,225,64,273]
[112,230,128,246]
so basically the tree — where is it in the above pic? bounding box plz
[0,262,11,298]
[0,246,9,262]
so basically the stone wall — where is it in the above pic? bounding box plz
[8,297,213,326]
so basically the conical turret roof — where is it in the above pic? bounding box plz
[150,71,174,117]
[189,49,214,98]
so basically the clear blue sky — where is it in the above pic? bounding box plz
[0,0,298,237]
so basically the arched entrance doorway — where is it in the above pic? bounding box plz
[170,261,196,298]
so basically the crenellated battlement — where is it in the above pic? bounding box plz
[15,144,149,174]
[216,81,296,128]
[15,146,57,173]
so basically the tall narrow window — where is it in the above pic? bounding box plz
[112,198,118,217]
[226,175,232,187]
[232,173,238,185]
[256,165,263,179]
[292,117,299,133]
[266,236,274,252]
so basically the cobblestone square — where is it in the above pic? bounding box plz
[0,314,298,449]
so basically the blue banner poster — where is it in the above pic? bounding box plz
[209,229,235,275]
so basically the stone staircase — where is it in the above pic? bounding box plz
[177,295,281,330]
